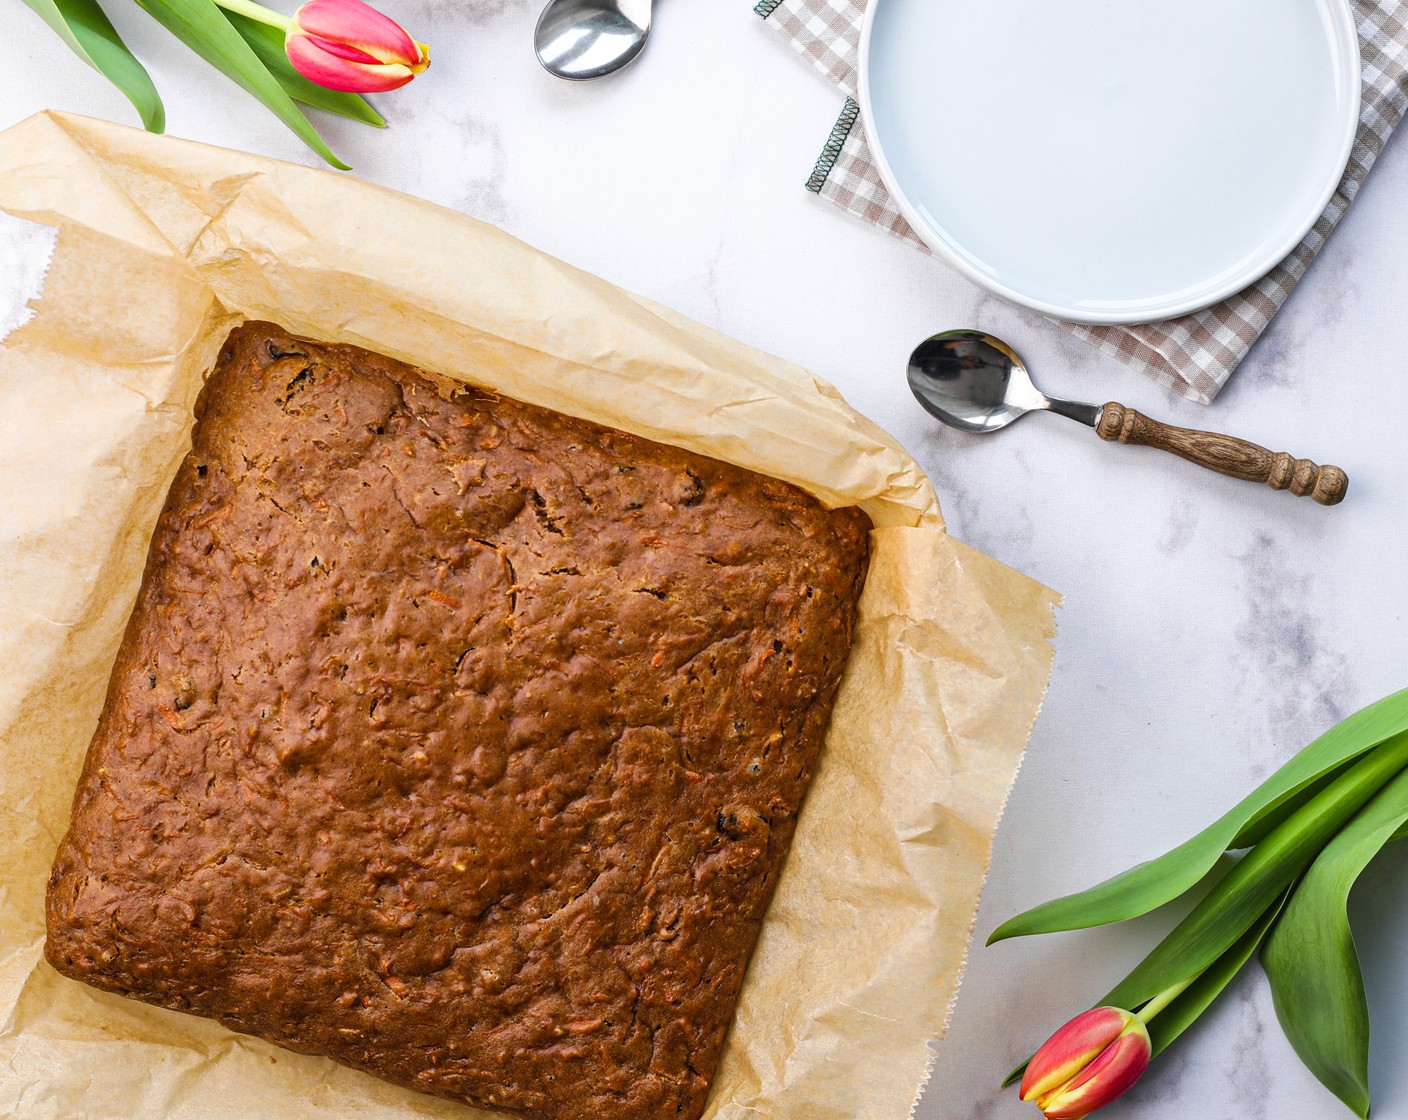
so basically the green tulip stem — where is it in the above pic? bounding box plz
[211,0,290,32]
[1137,975,1200,1024]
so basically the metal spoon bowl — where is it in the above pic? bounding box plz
[908,329,1101,432]
[534,0,653,81]
[907,329,1348,506]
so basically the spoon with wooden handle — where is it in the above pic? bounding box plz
[908,330,1348,506]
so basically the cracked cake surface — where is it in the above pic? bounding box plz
[45,321,872,1120]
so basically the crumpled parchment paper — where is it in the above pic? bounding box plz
[0,111,1058,1120]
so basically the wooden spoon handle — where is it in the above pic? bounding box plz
[1096,403,1349,506]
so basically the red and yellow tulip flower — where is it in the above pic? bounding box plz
[1019,1007,1151,1119]
[285,0,429,93]
[215,0,429,93]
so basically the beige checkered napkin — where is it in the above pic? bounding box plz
[756,0,1408,404]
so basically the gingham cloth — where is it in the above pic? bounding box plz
[756,0,1408,403]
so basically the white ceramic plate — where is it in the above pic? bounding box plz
[858,0,1361,325]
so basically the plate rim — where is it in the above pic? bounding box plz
[856,0,1363,326]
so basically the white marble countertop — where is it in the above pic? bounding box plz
[5,3,1408,1119]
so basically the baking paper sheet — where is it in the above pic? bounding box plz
[0,111,1058,1120]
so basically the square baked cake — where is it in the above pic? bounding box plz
[46,322,871,1120]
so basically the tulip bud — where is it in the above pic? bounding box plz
[285,0,429,93]
[1019,1006,1151,1119]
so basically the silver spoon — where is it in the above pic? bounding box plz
[908,329,1348,506]
[534,0,652,81]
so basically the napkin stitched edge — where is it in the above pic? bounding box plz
[807,98,860,194]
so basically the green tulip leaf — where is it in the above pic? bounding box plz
[1228,761,1359,849]
[998,891,1290,1090]
[1000,735,1408,1080]
[133,0,350,169]
[1098,732,1408,1012]
[1260,766,1408,1119]
[20,0,164,132]
[989,689,1408,944]
[222,9,385,127]
[1146,889,1287,1057]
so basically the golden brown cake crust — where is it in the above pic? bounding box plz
[45,322,871,1120]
